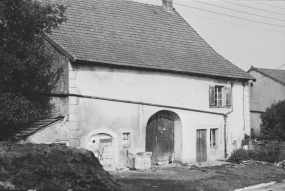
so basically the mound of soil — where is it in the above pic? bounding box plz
[0,142,120,190]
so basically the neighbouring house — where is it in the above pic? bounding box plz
[13,0,254,168]
[248,66,285,138]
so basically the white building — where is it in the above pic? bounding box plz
[16,0,254,168]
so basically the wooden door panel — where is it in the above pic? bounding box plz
[196,130,207,163]
[146,111,174,165]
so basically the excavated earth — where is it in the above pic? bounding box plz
[0,142,121,190]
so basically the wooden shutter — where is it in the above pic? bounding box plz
[222,87,226,106]
[225,87,232,106]
[209,85,215,106]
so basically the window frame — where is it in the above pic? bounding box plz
[210,129,218,147]
[209,85,232,108]
[215,86,223,107]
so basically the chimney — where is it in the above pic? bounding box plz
[162,0,173,11]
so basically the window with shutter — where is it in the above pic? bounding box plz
[209,85,232,108]
[209,85,215,106]
[225,87,232,106]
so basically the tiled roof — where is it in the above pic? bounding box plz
[6,116,64,141]
[248,67,285,85]
[45,0,253,80]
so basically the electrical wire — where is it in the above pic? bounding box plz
[189,0,285,22]
[221,0,285,16]
[253,1,285,11]
[255,63,285,81]
[178,11,285,34]
[174,3,285,28]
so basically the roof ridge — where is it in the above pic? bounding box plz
[119,0,162,8]
[251,66,285,71]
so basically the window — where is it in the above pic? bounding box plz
[209,85,232,107]
[210,129,218,147]
[122,133,130,147]
[215,86,223,106]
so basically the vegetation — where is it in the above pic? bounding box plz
[228,141,285,163]
[0,0,66,140]
[260,100,285,140]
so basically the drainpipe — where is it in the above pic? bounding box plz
[242,83,245,130]
[223,82,234,158]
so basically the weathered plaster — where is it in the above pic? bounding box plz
[249,70,285,137]
[30,64,249,167]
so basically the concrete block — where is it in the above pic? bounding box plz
[69,130,78,139]
[69,138,79,147]
[68,62,76,71]
[69,87,78,94]
[69,79,76,88]
[135,152,152,171]
[69,71,76,79]
[69,96,77,105]
[69,122,78,130]
[69,113,77,122]
[69,105,77,114]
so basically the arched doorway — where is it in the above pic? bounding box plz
[146,110,181,165]
[86,133,114,167]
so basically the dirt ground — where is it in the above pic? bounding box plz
[110,163,285,191]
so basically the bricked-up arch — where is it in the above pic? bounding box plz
[83,129,119,168]
[146,110,182,165]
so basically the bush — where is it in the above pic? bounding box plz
[228,148,249,163]
[228,141,285,163]
[260,100,285,140]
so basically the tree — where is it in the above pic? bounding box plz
[0,0,66,140]
[260,100,285,140]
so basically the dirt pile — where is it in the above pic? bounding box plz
[0,142,120,190]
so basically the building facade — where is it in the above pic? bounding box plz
[21,0,253,168]
[248,67,285,138]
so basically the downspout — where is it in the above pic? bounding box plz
[243,83,245,130]
[224,82,234,158]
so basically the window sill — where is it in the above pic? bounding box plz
[210,106,232,109]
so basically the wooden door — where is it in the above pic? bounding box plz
[146,111,174,165]
[196,130,207,163]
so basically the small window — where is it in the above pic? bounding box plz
[215,86,223,106]
[210,129,218,147]
[122,133,130,147]
[209,85,232,107]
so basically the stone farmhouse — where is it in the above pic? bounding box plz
[14,0,254,168]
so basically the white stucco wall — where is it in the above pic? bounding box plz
[71,65,249,166]
[249,70,285,112]
[28,63,250,167]
[249,70,285,138]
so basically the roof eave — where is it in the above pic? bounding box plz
[42,33,76,62]
[248,66,285,86]
[74,59,254,82]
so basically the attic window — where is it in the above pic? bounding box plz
[209,85,232,108]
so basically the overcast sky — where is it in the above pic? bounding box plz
[132,0,285,72]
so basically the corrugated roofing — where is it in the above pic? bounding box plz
[7,116,64,141]
[45,0,253,80]
[249,67,285,85]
